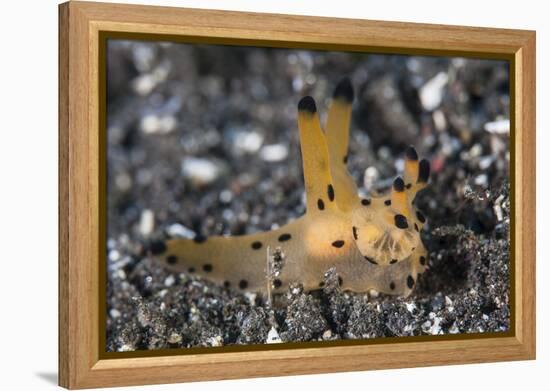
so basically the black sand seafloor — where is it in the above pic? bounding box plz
[105,41,511,351]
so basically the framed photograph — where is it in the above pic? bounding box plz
[59,1,535,389]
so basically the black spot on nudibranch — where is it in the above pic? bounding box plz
[352,226,358,240]
[239,280,248,289]
[416,210,426,223]
[149,240,166,255]
[194,235,207,243]
[390,259,398,264]
[419,256,427,266]
[278,233,292,242]
[390,281,396,290]
[319,281,325,288]
[361,198,371,206]
[188,267,195,273]
[273,279,282,288]
[317,198,325,210]
[384,199,391,206]
[365,257,378,265]
[327,184,335,202]
[394,214,409,229]
[224,281,231,288]
[203,264,213,272]
[414,223,419,232]
[332,240,345,248]
[406,183,412,189]
[407,275,415,289]
[166,255,178,265]
[393,177,405,192]
[251,241,263,250]
[338,276,343,286]
[343,155,348,164]
[418,159,430,183]
[298,96,317,113]
[333,77,354,103]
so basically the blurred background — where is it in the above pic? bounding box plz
[106,40,511,350]
[107,40,509,240]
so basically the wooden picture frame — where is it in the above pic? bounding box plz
[59,1,536,388]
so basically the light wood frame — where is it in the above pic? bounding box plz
[59,1,536,389]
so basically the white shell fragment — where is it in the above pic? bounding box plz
[166,223,196,239]
[419,72,449,111]
[484,119,510,135]
[139,209,155,237]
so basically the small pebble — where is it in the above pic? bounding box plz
[109,309,121,319]
[118,344,135,352]
[164,275,175,287]
[431,294,444,311]
[132,74,156,96]
[474,174,488,186]
[219,189,233,203]
[493,194,505,222]
[207,336,223,347]
[115,269,126,280]
[479,156,494,170]
[167,332,182,344]
[108,250,121,262]
[421,320,432,333]
[449,323,460,334]
[166,223,195,239]
[115,172,132,191]
[322,330,333,340]
[429,317,442,335]
[266,327,282,344]
[405,302,416,313]
[244,292,257,305]
[259,144,289,162]
[181,157,221,186]
[136,169,153,185]
[469,143,483,158]
[363,166,379,191]
[141,114,177,135]
[433,109,447,131]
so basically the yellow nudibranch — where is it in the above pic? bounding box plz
[149,78,430,297]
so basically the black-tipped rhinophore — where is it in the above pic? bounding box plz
[418,159,430,183]
[333,77,354,103]
[405,145,418,161]
[393,177,405,192]
[149,240,167,255]
[298,96,317,113]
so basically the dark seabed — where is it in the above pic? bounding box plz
[105,41,510,351]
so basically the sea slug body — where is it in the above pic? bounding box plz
[150,78,430,297]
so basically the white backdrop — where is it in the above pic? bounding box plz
[0,0,546,389]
